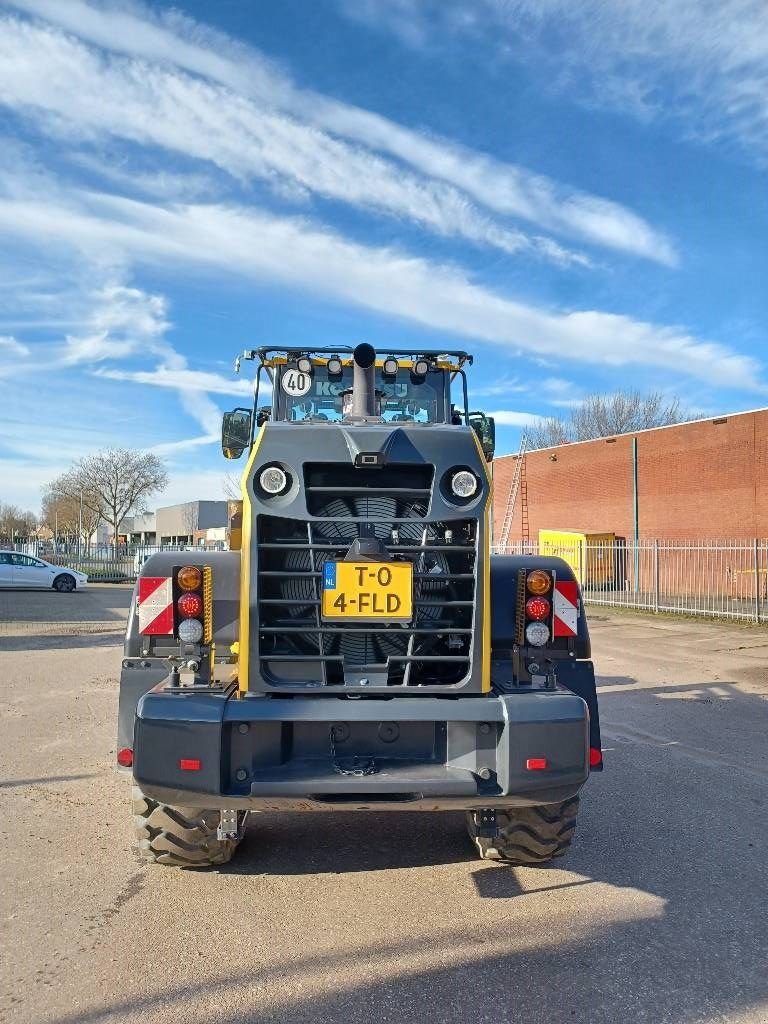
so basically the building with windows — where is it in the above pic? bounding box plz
[155,501,229,547]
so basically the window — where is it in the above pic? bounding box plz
[0,553,11,564]
[276,365,448,423]
[10,554,40,567]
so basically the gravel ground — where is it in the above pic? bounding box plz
[0,611,766,1024]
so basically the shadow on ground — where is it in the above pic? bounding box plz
[54,671,768,1024]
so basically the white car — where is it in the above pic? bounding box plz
[0,551,89,592]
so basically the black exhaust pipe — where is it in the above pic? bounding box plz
[348,342,378,420]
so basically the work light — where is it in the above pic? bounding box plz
[451,470,478,498]
[259,465,289,495]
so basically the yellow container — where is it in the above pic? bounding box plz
[538,530,616,587]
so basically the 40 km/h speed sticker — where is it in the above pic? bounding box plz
[281,367,313,397]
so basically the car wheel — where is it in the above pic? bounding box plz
[53,574,76,593]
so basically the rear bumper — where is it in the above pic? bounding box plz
[134,686,591,811]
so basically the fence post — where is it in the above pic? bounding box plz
[754,538,761,624]
[653,540,660,614]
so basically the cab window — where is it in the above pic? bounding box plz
[276,365,447,423]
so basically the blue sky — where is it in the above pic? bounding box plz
[0,0,766,510]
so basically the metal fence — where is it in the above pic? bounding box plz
[6,542,224,583]
[493,539,768,624]
[5,539,768,625]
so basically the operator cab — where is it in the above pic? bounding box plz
[277,360,448,424]
[222,345,496,461]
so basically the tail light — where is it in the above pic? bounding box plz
[173,565,211,643]
[525,596,550,621]
[524,569,553,645]
[116,747,133,767]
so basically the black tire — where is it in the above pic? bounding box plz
[53,573,76,593]
[132,786,243,868]
[466,796,579,865]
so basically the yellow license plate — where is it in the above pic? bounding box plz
[322,561,413,621]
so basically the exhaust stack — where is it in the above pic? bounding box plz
[347,342,378,420]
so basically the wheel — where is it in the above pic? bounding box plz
[52,573,76,593]
[132,786,244,868]
[467,797,580,865]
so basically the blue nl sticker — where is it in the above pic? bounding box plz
[323,562,337,590]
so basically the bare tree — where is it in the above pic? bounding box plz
[222,473,241,501]
[528,390,688,449]
[43,473,103,550]
[0,503,37,543]
[62,449,168,553]
[181,501,199,545]
[40,491,79,543]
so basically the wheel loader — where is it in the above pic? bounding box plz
[117,343,602,867]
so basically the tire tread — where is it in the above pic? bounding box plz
[131,786,242,868]
[467,796,580,864]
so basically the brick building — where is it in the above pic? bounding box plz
[493,407,768,545]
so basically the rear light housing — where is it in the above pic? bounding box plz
[172,564,210,644]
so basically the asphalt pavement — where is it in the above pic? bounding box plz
[0,605,766,1024]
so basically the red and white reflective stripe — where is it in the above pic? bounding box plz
[553,580,579,637]
[137,576,174,635]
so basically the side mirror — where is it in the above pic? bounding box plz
[469,412,495,462]
[221,408,252,459]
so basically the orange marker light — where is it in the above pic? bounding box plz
[526,569,552,595]
[177,565,202,591]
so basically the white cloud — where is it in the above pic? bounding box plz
[1,2,676,264]
[487,409,541,426]
[341,0,768,162]
[0,188,759,392]
[61,283,170,364]
[0,14,582,266]
[0,335,30,357]
[95,365,252,398]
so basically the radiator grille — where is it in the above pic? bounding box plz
[255,464,477,688]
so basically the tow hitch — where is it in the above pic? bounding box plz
[472,809,501,839]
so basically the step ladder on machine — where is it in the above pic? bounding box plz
[498,433,529,551]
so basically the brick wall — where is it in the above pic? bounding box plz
[493,409,768,543]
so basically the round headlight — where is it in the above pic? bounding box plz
[525,621,550,647]
[296,357,313,375]
[327,356,342,376]
[178,617,203,643]
[451,470,478,499]
[259,465,288,495]
[383,356,399,377]
[413,358,429,377]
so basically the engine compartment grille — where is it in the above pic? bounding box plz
[255,464,477,688]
